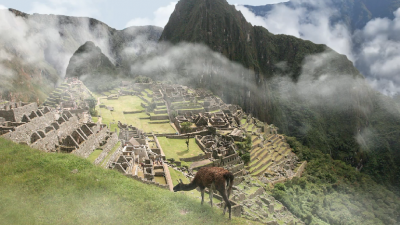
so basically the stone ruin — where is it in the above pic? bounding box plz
[42,77,92,122]
[174,109,243,134]
[0,101,118,162]
[193,134,244,176]
[110,122,172,190]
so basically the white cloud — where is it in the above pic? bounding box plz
[0,5,7,9]
[235,1,354,60]
[29,0,102,17]
[126,2,176,28]
[237,1,400,96]
[355,8,400,96]
[0,8,115,79]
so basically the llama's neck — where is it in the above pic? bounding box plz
[180,181,198,191]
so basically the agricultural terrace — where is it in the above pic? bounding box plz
[94,94,175,134]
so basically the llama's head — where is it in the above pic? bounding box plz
[173,179,184,192]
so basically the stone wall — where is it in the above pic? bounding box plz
[74,128,109,158]
[0,111,15,122]
[125,174,169,190]
[177,109,205,115]
[150,115,169,120]
[221,153,241,166]
[94,133,119,165]
[195,135,207,152]
[154,110,168,114]
[204,105,220,112]
[153,135,166,160]
[294,161,307,178]
[270,161,308,186]
[123,110,144,114]
[248,187,265,199]
[166,130,209,139]
[2,112,56,144]
[30,128,59,152]
[179,154,206,162]
[105,144,123,169]
[226,163,244,174]
[138,96,150,104]
[233,176,245,186]
[12,103,38,122]
[204,189,242,217]
[163,163,174,191]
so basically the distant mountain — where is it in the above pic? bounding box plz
[65,41,118,90]
[0,9,163,102]
[244,0,400,32]
[160,0,400,190]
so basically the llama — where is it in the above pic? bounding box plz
[173,167,234,219]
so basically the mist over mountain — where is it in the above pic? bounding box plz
[1,1,400,224]
[155,0,400,191]
[245,0,400,32]
[0,8,162,102]
[241,0,400,96]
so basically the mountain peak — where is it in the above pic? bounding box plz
[65,41,116,80]
[160,0,359,81]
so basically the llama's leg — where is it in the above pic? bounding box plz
[209,183,215,207]
[221,190,232,219]
[201,188,205,205]
[209,188,213,207]
[223,189,228,215]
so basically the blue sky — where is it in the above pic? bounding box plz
[0,0,286,29]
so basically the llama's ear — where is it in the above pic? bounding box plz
[176,179,180,184]
[179,179,183,183]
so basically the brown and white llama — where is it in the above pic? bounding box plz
[173,167,234,219]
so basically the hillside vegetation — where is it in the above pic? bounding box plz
[0,138,255,225]
[272,137,400,225]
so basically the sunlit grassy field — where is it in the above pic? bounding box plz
[157,137,204,166]
[94,95,175,134]
[0,138,256,225]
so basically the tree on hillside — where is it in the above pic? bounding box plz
[85,97,97,116]
[181,122,192,150]
[181,122,192,134]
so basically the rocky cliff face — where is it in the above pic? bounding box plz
[159,0,400,188]
[161,0,361,81]
[0,9,163,102]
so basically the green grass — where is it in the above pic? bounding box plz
[87,149,103,163]
[157,138,203,165]
[144,89,153,94]
[97,96,175,134]
[169,167,190,186]
[0,138,255,224]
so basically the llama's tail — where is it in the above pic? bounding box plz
[223,172,234,197]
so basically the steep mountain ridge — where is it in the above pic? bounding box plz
[160,0,400,190]
[160,0,361,82]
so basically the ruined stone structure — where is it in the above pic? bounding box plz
[43,78,91,110]
[110,122,173,190]
[193,134,244,176]
[0,101,117,159]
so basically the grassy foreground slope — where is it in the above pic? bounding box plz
[0,138,254,225]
